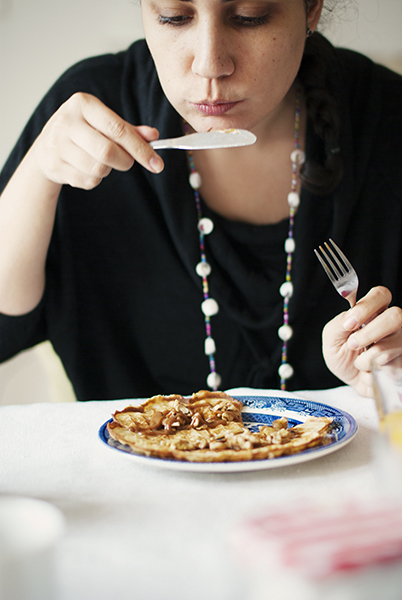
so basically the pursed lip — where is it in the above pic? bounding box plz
[191,99,242,116]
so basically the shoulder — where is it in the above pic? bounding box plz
[47,39,155,109]
[52,39,175,134]
[3,39,158,131]
[58,38,153,81]
[0,39,164,190]
[331,46,402,113]
[335,49,402,198]
[35,38,168,128]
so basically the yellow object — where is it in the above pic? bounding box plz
[382,411,402,448]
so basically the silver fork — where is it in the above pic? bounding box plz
[314,238,359,307]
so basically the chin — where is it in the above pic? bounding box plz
[184,115,250,134]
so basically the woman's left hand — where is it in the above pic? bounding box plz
[322,286,402,397]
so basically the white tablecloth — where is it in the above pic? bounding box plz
[0,386,392,599]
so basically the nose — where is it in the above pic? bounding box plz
[192,21,235,80]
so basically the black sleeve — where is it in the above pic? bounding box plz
[0,298,46,362]
[0,50,128,193]
[0,51,128,361]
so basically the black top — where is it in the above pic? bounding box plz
[1,39,402,400]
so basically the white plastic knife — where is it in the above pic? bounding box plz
[150,129,257,150]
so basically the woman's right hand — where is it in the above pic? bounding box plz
[0,93,164,315]
[33,92,164,189]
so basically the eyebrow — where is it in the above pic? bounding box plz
[177,0,241,3]
[175,0,278,3]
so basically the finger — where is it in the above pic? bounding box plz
[57,137,113,179]
[358,328,402,368]
[135,125,160,142]
[354,371,374,398]
[69,123,160,172]
[68,122,135,173]
[353,341,381,371]
[47,131,114,188]
[51,158,108,190]
[323,311,350,347]
[322,312,361,383]
[37,131,112,189]
[354,341,401,374]
[78,94,164,173]
[347,305,402,351]
[343,286,392,331]
[59,144,113,189]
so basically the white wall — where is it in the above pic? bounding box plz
[0,0,402,403]
[0,0,144,167]
[324,0,402,70]
[1,0,402,166]
[0,0,144,403]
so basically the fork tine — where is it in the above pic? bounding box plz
[315,238,351,281]
[315,242,345,281]
[327,238,354,272]
[323,241,348,279]
[314,238,359,307]
[314,247,337,283]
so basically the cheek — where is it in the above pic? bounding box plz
[147,35,187,86]
[155,55,182,96]
[255,35,305,82]
[149,50,188,112]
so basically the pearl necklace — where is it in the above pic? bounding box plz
[187,86,304,391]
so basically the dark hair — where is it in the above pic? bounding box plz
[298,3,343,196]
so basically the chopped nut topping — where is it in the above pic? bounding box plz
[108,392,333,462]
[209,440,228,451]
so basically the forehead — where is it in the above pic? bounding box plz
[144,0,300,4]
[143,0,308,9]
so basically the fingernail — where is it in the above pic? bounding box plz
[149,156,164,173]
[343,315,358,330]
[347,336,359,350]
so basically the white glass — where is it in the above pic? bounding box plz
[371,355,402,501]
[0,496,65,600]
[372,355,402,451]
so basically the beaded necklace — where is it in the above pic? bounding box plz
[187,85,304,391]
[278,86,304,389]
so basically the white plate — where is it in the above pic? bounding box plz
[98,395,358,473]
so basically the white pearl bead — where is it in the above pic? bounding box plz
[278,363,294,380]
[207,371,222,390]
[290,149,306,165]
[285,237,296,253]
[196,261,211,277]
[279,281,294,298]
[204,337,216,355]
[287,192,300,208]
[201,297,219,316]
[278,324,293,341]
[189,171,202,189]
[198,218,214,235]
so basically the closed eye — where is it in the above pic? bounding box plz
[157,12,272,28]
[232,13,272,27]
[158,14,192,26]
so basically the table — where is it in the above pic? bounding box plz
[0,386,395,600]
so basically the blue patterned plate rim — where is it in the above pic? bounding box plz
[98,395,358,473]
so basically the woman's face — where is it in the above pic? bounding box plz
[141,0,322,135]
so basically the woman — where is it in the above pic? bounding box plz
[0,0,401,400]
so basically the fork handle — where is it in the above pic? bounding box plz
[345,290,357,308]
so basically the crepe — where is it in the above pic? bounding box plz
[106,390,333,463]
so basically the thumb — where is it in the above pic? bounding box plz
[323,310,350,349]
